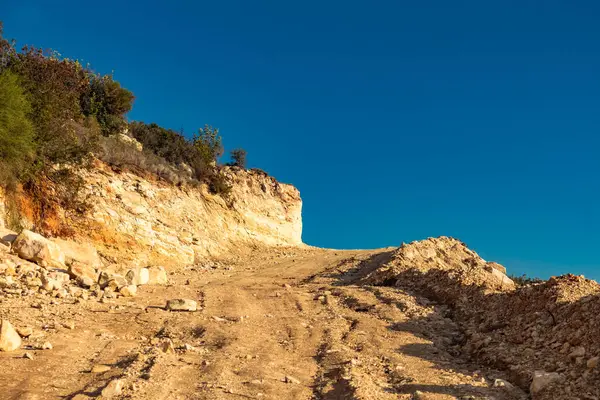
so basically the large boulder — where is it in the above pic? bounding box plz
[12,230,65,268]
[68,262,98,288]
[52,238,102,268]
[126,267,149,286]
[147,266,168,285]
[0,320,22,352]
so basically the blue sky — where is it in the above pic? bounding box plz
[3,1,600,280]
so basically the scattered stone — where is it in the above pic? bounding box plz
[493,378,514,389]
[530,370,561,394]
[166,299,197,312]
[568,346,586,360]
[160,339,175,353]
[40,341,53,350]
[283,375,300,384]
[120,285,137,297]
[107,275,128,291]
[183,343,195,352]
[16,326,33,338]
[91,364,111,373]
[68,262,98,288]
[101,379,124,398]
[23,352,34,359]
[126,268,149,286]
[587,356,599,369]
[0,320,22,352]
[62,321,75,330]
[147,266,168,285]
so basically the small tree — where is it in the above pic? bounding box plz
[193,124,223,165]
[81,74,134,136]
[228,148,247,168]
[0,70,35,185]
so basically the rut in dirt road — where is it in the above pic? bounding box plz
[1,247,526,400]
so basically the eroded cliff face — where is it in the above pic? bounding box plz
[0,163,303,267]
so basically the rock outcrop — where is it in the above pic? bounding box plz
[0,163,303,267]
[80,164,302,266]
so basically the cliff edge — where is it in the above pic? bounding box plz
[0,162,303,267]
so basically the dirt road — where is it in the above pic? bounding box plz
[0,247,525,399]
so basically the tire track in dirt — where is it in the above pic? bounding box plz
[1,247,527,399]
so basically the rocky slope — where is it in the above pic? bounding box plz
[362,237,600,399]
[0,162,303,268]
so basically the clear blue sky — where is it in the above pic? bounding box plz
[3,1,600,280]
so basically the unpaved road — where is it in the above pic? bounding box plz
[0,247,525,399]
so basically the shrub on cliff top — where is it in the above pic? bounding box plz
[0,70,36,186]
[228,148,247,169]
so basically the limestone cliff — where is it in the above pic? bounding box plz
[0,162,303,267]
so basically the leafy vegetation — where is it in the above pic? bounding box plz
[0,70,35,187]
[228,149,247,168]
[509,274,545,286]
[0,22,246,233]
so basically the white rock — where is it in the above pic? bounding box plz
[68,262,98,288]
[493,378,514,389]
[0,320,22,351]
[41,341,53,350]
[284,375,300,384]
[12,230,65,268]
[530,370,561,394]
[101,379,124,398]
[91,364,111,373]
[51,238,102,268]
[126,268,149,286]
[120,285,137,297]
[166,299,197,312]
[117,133,143,151]
[488,267,515,288]
[147,266,168,285]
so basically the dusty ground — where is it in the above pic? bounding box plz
[0,247,526,399]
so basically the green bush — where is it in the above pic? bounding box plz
[193,125,224,165]
[0,70,36,186]
[81,74,134,135]
[228,148,247,168]
[509,274,545,286]
[130,122,216,183]
[0,20,239,219]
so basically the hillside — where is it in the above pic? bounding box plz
[1,166,599,399]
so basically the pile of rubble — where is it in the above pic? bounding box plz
[0,227,170,353]
[363,237,600,400]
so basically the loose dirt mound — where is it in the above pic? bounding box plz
[362,237,600,399]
